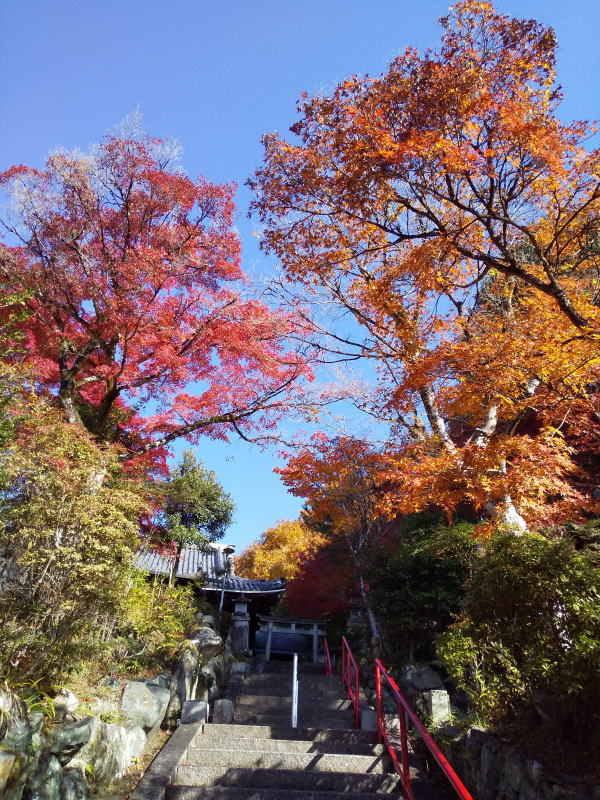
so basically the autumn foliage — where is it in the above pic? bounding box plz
[235,518,326,581]
[0,134,310,464]
[253,0,600,531]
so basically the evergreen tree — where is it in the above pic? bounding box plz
[159,451,235,582]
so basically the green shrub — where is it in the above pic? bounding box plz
[0,406,146,686]
[113,574,198,671]
[437,530,600,737]
[366,511,477,661]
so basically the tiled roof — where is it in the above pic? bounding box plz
[203,575,286,594]
[133,545,285,594]
[134,546,217,579]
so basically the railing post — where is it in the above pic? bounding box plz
[399,700,412,798]
[323,638,332,676]
[375,662,383,745]
[354,659,360,728]
[292,652,298,728]
[265,620,273,661]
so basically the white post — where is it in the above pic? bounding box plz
[292,652,299,728]
[265,621,274,661]
[312,623,318,663]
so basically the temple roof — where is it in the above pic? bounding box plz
[133,545,285,595]
[134,546,217,579]
[203,576,285,594]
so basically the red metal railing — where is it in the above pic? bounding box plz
[341,636,360,728]
[375,658,474,800]
[323,637,333,677]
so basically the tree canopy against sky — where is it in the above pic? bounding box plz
[157,450,235,581]
[253,0,600,530]
[0,0,598,549]
[0,135,312,468]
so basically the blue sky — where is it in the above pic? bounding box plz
[1,0,598,550]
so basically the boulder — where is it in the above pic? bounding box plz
[0,751,16,794]
[49,718,94,765]
[123,722,146,762]
[27,752,63,800]
[65,718,130,785]
[4,714,45,800]
[1,718,31,754]
[0,689,24,741]
[53,690,78,721]
[60,767,89,800]
[145,674,170,689]
[399,664,445,692]
[121,681,170,733]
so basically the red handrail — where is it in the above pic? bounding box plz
[375,658,474,800]
[341,636,360,728]
[323,637,333,677]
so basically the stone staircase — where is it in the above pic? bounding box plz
[166,660,401,799]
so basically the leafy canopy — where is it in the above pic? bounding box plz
[0,134,311,463]
[235,518,325,581]
[162,450,234,544]
[253,0,600,529]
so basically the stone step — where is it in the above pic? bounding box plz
[199,724,376,745]
[260,664,329,675]
[195,735,385,757]
[232,713,355,729]
[167,785,396,800]
[173,765,400,794]
[245,674,338,687]
[236,696,353,711]
[237,683,345,697]
[182,748,392,774]
[244,674,340,685]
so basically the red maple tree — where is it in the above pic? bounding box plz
[0,135,311,462]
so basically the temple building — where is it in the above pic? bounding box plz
[133,543,285,627]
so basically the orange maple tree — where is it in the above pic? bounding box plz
[235,518,326,581]
[253,0,600,529]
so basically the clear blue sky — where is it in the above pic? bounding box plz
[1,1,598,550]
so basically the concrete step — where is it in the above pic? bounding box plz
[233,707,354,728]
[243,675,339,686]
[236,696,353,712]
[167,785,397,800]
[233,713,355,729]
[173,765,400,793]
[237,684,344,697]
[245,674,338,687]
[198,724,376,745]
[260,664,329,675]
[182,748,391,773]
[196,735,385,757]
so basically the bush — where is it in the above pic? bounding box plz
[437,530,600,740]
[111,574,198,672]
[0,405,146,686]
[366,511,477,661]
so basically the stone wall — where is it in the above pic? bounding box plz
[0,680,169,800]
[438,725,598,800]
[0,616,230,800]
